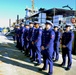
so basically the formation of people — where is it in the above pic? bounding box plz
[14,20,74,75]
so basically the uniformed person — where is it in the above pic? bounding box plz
[13,26,17,42]
[23,24,29,56]
[28,21,34,58]
[40,21,55,75]
[53,25,61,62]
[32,21,42,65]
[61,24,74,70]
[19,22,25,50]
[15,24,20,49]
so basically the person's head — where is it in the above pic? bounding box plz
[29,22,34,28]
[15,24,20,29]
[15,25,18,28]
[21,23,24,27]
[65,24,71,32]
[25,25,29,29]
[17,25,20,29]
[34,21,40,28]
[39,26,43,30]
[54,26,59,31]
[45,21,53,30]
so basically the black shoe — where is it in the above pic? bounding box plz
[30,57,33,60]
[34,63,41,66]
[27,54,30,57]
[48,73,52,75]
[21,50,23,52]
[65,67,70,71]
[53,59,58,62]
[39,68,47,71]
[59,63,65,67]
[21,51,25,54]
[15,45,18,47]
[31,59,35,62]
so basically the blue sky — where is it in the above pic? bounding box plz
[0,0,75,27]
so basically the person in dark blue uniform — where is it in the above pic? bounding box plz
[32,21,42,65]
[23,24,29,56]
[13,25,18,42]
[28,21,34,58]
[19,22,25,50]
[53,25,61,62]
[15,24,20,49]
[61,24,74,70]
[40,21,55,75]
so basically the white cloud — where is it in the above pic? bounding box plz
[0,18,8,27]
[0,18,16,28]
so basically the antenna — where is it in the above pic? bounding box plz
[31,0,34,13]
